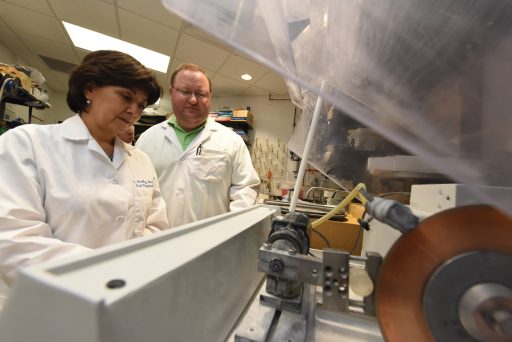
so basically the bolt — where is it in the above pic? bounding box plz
[338,285,347,293]
[262,242,272,250]
[288,247,297,255]
[492,309,512,337]
[269,258,284,273]
[106,279,126,289]
[311,269,318,277]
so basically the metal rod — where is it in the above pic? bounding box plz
[290,80,327,213]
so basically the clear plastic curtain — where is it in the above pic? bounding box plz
[162,0,512,215]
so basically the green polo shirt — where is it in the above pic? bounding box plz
[167,115,206,150]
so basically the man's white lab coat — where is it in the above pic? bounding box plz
[0,115,168,291]
[136,117,260,227]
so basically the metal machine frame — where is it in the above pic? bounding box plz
[0,206,277,342]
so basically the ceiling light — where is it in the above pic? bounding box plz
[63,21,170,73]
[241,73,253,81]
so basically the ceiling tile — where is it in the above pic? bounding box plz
[181,23,233,52]
[16,52,48,71]
[2,0,53,16]
[51,70,70,85]
[218,54,269,84]
[44,71,68,93]
[117,0,182,30]
[254,71,289,95]
[74,47,89,62]
[167,57,186,75]
[211,74,250,97]
[175,33,230,72]
[0,2,68,43]
[48,0,118,37]
[118,9,178,57]
[0,0,293,99]
[0,26,31,54]
[239,86,270,96]
[17,31,80,65]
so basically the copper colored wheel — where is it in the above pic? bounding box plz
[375,205,512,342]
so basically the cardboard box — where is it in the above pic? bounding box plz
[233,109,252,118]
[232,110,254,125]
[310,213,363,255]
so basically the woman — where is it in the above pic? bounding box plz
[0,50,169,293]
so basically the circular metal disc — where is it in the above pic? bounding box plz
[375,205,512,342]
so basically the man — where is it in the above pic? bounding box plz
[136,64,260,227]
[118,124,135,145]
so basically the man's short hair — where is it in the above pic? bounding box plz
[170,63,212,93]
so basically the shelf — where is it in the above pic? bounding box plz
[2,88,49,110]
[0,88,50,123]
[214,117,252,146]
[215,118,253,131]
[137,114,166,126]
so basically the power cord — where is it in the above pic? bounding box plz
[310,227,331,248]
[350,210,372,255]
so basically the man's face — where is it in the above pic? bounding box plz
[170,69,211,131]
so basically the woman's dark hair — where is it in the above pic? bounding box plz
[67,50,162,113]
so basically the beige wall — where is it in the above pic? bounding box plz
[211,96,296,146]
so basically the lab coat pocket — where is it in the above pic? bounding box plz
[135,188,153,208]
[133,188,154,236]
[191,155,228,182]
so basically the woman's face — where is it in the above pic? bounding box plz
[84,85,147,135]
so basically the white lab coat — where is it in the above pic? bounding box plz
[0,115,168,292]
[136,117,260,228]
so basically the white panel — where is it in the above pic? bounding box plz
[0,2,68,43]
[0,206,274,342]
[410,184,512,214]
[117,0,182,30]
[48,0,118,37]
[175,33,230,71]
[118,9,178,56]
